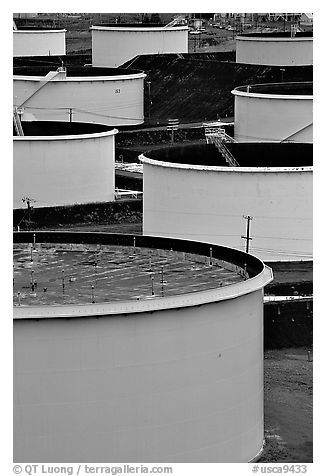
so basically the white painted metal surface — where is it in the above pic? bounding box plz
[13,13,38,19]
[232,85,313,143]
[115,162,143,173]
[236,35,313,66]
[13,128,118,208]
[91,25,189,67]
[13,255,272,462]
[140,156,312,262]
[13,70,146,126]
[115,188,143,199]
[13,29,66,57]
[264,295,312,303]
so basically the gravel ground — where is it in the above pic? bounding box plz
[259,348,313,462]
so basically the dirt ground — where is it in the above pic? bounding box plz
[266,262,313,286]
[259,348,313,462]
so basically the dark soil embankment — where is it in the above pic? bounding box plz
[117,127,208,148]
[121,54,313,123]
[13,199,143,230]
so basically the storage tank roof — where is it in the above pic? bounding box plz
[91,23,188,30]
[13,232,272,318]
[13,121,117,137]
[93,22,165,27]
[232,81,313,96]
[140,143,312,168]
[237,31,313,39]
[13,54,92,67]
[14,26,66,32]
[13,55,145,77]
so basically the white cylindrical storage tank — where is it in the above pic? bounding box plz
[13,231,273,462]
[13,122,117,208]
[13,65,146,126]
[13,13,38,19]
[13,27,66,57]
[91,23,189,67]
[232,82,313,143]
[236,32,313,66]
[140,143,313,262]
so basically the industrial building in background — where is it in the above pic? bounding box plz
[13,60,146,126]
[13,122,117,208]
[140,142,312,262]
[13,231,273,462]
[91,23,189,67]
[13,26,66,57]
[232,82,313,142]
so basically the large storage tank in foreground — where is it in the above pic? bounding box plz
[13,63,146,126]
[236,32,313,66]
[140,143,312,262]
[13,122,117,208]
[13,231,273,462]
[232,82,313,143]
[91,23,189,67]
[13,27,66,57]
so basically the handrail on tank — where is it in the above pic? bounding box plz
[233,81,313,96]
[13,231,265,278]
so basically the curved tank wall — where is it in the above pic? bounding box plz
[13,28,66,57]
[13,67,146,126]
[236,32,313,66]
[13,122,117,208]
[91,24,189,67]
[140,143,313,262]
[232,82,313,143]
[13,13,38,19]
[13,231,273,463]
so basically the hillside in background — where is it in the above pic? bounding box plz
[121,53,313,124]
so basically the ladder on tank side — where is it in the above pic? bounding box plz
[13,107,24,136]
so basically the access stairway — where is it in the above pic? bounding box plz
[205,128,239,167]
[13,107,24,136]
